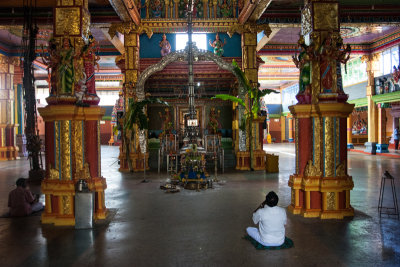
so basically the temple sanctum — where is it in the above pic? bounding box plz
[0,0,399,265]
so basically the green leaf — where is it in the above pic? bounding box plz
[212,94,246,107]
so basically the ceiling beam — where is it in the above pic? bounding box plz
[256,28,280,51]
[108,0,140,25]
[100,27,125,54]
[238,0,273,24]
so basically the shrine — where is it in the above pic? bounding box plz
[0,0,400,265]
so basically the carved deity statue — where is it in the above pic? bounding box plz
[81,34,100,97]
[159,107,173,135]
[209,33,226,56]
[40,38,58,96]
[58,35,76,95]
[392,65,400,87]
[219,0,232,18]
[292,35,313,94]
[207,107,221,135]
[159,34,171,57]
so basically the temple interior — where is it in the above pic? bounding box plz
[0,0,400,266]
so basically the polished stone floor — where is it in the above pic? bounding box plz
[0,143,399,267]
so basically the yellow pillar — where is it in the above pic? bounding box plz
[288,116,293,142]
[0,54,18,161]
[362,54,380,154]
[347,115,354,148]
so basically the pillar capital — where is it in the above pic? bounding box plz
[227,22,271,38]
[108,22,153,40]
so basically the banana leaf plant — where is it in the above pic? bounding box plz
[213,60,278,170]
[123,97,169,171]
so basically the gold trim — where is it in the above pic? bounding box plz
[38,105,105,122]
[60,120,71,180]
[325,117,334,177]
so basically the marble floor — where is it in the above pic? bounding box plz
[0,143,399,267]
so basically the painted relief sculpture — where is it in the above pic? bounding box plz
[292,36,313,104]
[207,107,221,135]
[150,0,164,18]
[159,34,171,57]
[209,33,226,56]
[81,34,100,105]
[58,35,75,95]
[288,0,354,219]
[159,107,173,135]
[40,38,58,96]
[218,0,233,18]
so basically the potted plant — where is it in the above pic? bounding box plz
[213,60,277,170]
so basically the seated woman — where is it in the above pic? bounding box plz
[8,178,43,217]
[246,191,287,246]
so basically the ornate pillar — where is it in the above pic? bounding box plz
[288,0,354,219]
[13,67,28,157]
[0,55,19,161]
[227,22,271,170]
[347,115,353,149]
[109,23,153,172]
[38,0,107,226]
[361,54,380,154]
[280,115,285,142]
[288,115,294,142]
[376,104,388,153]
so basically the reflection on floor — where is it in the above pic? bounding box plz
[0,143,399,266]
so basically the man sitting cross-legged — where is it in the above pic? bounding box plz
[246,191,287,247]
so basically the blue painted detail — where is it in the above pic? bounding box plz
[347,143,354,149]
[376,143,389,153]
[334,117,336,177]
[323,118,325,177]
[364,142,377,154]
[312,118,315,165]
[69,121,72,180]
[82,121,85,167]
[58,121,61,180]
[17,84,23,134]
[289,138,294,143]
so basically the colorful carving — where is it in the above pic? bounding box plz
[292,35,314,103]
[178,0,203,18]
[207,107,221,135]
[82,35,100,98]
[159,34,171,57]
[40,38,58,96]
[150,0,164,18]
[159,107,173,135]
[218,0,233,18]
[209,33,226,56]
[58,35,75,95]
[392,65,400,87]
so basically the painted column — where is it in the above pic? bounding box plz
[109,23,153,172]
[347,115,354,149]
[39,0,107,226]
[361,54,380,154]
[14,66,28,157]
[0,54,18,161]
[288,0,354,219]
[377,104,388,153]
[288,115,294,142]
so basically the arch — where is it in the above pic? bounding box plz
[135,46,245,100]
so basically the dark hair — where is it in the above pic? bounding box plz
[16,178,27,188]
[265,191,279,207]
